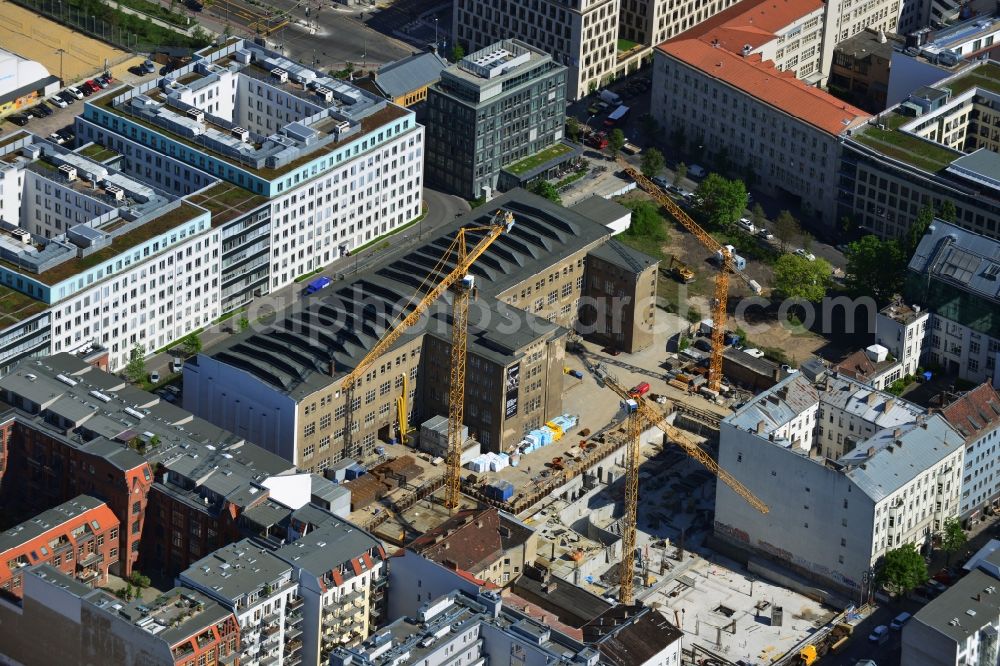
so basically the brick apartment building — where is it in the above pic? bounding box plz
[0,495,118,599]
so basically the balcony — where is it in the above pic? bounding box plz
[263,625,281,638]
[78,551,102,568]
[286,638,303,654]
[287,596,304,610]
[77,568,100,585]
[285,626,302,641]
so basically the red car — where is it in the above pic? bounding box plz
[84,80,101,93]
[588,132,609,149]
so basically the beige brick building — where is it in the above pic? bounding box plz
[184,191,658,466]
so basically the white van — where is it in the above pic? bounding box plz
[738,217,756,234]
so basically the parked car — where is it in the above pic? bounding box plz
[794,248,816,261]
[737,217,756,234]
[688,163,707,178]
[79,84,93,97]
[149,371,160,383]
[171,358,183,374]
[652,175,669,190]
[32,104,52,117]
[8,115,29,126]
[66,87,84,99]
[155,388,176,403]
[48,96,68,109]
[868,625,889,644]
[57,91,76,104]
[890,612,912,630]
[94,77,109,89]
[56,128,75,143]
[48,132,67,145]
[757,227,774,240]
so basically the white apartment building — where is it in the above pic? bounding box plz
[179,540,301,666]
[76,40,424,296]
[273,521,388,665]
[716,368,965,594]
[875,300,930,379]
[940,383,1000,520]
[902,549,1000,665]
[652,10,870,229]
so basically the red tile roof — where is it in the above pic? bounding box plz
[408,508,504,575]
[679,0,825,52]
[941,383,1000,443]
[658,0,870,135]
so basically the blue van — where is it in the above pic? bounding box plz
[303,276,332,295]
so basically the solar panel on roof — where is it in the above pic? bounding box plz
[940,248,979,283]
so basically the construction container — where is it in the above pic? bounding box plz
[621,399,639,413]
[510,454,521,467]
[344,463,366,480]
[484,480,514,502]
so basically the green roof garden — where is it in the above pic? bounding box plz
[939,61,1000,97]
[853,116,962,173]
[0,285,48,326]
[188,181,269,227]
[505,142,573,176]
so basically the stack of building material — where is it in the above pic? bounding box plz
[343,475,388,510]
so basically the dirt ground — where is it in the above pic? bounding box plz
[0,0,144,84]
[616,190,829,367]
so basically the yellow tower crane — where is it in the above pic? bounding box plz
[618,159,761,392]
[597,370,768,603]
[339,210,515,502]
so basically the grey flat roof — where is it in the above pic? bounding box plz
[512,575,611,627]
[206,189,609,398]
[947,148,1000,190]
[0,495,107,553]
[374,51,449,99]
[28,564,93,597]
[912,567,1000,644]
[909,219,1000,303]
[87,586,233,647]
[273,518,380,577]
[180,539,292,602]
[586,238,659,274]
[569,195,631,227]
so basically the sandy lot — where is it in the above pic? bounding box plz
[0,0,144,84]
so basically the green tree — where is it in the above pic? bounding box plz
[529,180,562,204]
[751,203,768,230]
[566,117,581,143]
[877,543,928,596]
[129,571,151,589]
[938,199,957,224]
[844,235,907,305]
[641,148,665,178]
[181,333,202,357]
[238,316,250,331]
[673,162,687,187]
[695,174,747,231]
[608,129,625,157]
[623,200,666,241]
[907,205,935,255]
[125,344,146,384]
[451,43,465,62]
[772,209,801,252]
[773,254,831,302]
[940,517,967,565]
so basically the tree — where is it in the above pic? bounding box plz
[773,254,831,302]
[877,543,928,596]
[608,129,625,157]
[529,180,562,204]
[751,203,768,230]
[844,235,907,305]
[238,316,250,331]
[129,571,151,589]
[622,200,666,241]
[773,209,801,252]
[451,43,465,62]
[673,163,687,187]
[695,174,747,231]
[181,333,202,357]
[566,117,581,143]
[641,148,665,178]
[125,344,146,384]
[940,517,967,565]
[938,199,957,224]
[907,205,934,255]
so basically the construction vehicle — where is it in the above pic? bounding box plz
[619,159,761,391]
[668,256,695,283]
[340,210,515,510]
[596,369,768,603]
[797,623,854,664]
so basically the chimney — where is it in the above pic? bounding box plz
[885,398,895,412]
[893,428,902,439]
[867,446,876,457]
[868,393,879,406]
[756,420,766,434]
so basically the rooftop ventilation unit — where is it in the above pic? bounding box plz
[4,227,31,244]
[89,390,111,403]
[271,68,288,83]
[315,86,333,102]
[105,184,125,201]
[55,374,78,387]
[187,108,205,121]
[59,164,77,181]
[231,126,249,142]
[124,407,145,420]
